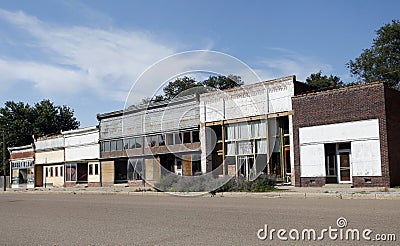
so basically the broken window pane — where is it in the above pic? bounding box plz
[166,133,174,145]
[183,132,191,143]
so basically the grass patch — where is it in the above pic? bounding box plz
[154,173,277,193]
[212,174,277,193]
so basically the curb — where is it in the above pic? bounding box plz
[1,190,400,200]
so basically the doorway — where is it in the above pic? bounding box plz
[114,160,128,184]
[237,156,255,180]
[35,165,43,187]
[338,150,351,183]
[77,163,88,183]
[283,146,291,183]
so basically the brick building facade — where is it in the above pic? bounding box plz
[292,82,400,187]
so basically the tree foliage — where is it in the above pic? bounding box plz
[153,75,243,102]
[162,76,198,100]
[305,71,344,89]
[347,19,400,87]
[0,99,79,172]
[201,75,244,90]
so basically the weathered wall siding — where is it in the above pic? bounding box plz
[100,115,123,140]
[200,77,295,123]
[123,113,144,136]
[100,99,200,140]
[64,130,99,147]
[65,144,100,162]
[10,151,35,160]
[154,102,199,133]
[36,150,64,164]
[36,137,64,150]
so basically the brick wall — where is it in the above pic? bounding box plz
[292,83,390,187]
[384,86,400,186]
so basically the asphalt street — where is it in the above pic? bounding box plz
[0,193,398,245]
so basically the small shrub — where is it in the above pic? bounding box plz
[212,173,276,193]
[154,174,230,192]
[250,173,276,192]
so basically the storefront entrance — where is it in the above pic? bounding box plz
[237,156,255,180]
[338,150,351,183]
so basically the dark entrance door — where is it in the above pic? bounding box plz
[339,151,351,183]
[114,160,128,184]
[35,165,43,187]
[77,163,88,183]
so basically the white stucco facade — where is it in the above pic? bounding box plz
[63,126,100,162]
[299,119,382,178]
[35,135,65,187]
[62,126,100,184]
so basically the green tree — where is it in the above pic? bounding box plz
[201,75,244,90]
[162,76,198,100]
[306,71,344,89]
[160,75,243,101]
[0,99,80,173]
[33,100,79,136]
[347,20,400,87]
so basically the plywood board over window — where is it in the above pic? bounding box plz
[101,161,114,184]
[182,155,192,176]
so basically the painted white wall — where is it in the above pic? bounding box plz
[35,150,64,164]
[65,145,100,162]
[63,127,100,161]
[300,144,326,177]
[299,119,379,145]
[64,131,99,147]
[35,137,64,150]
[351,140,381,176]
[299,119,382,177]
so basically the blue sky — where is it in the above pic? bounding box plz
[0,0,399,127]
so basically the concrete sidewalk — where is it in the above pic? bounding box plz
[2,184,400,200]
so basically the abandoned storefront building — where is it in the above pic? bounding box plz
[62,126,100,187]
[293,82,400,187]
[7,75,400,189]
[34,134,65,187]
[97,94,201,186]
[9,144,35,188]
[9,126,100,189]
[200,76,313,184]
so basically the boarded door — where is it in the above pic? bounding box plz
[182,155,192,176]
[35,165,43,187]
[101,161,114,185]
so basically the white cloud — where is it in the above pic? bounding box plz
[254,48,333,82]
[0,9,176,101]
[0,9,334,107]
